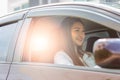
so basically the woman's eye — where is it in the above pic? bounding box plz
[75,29,79,31]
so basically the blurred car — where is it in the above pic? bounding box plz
[0,2,120,80]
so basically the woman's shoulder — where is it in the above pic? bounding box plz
[55,50,72,61]
[54,50,74,65]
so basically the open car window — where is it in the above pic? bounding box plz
[21,16,119,69]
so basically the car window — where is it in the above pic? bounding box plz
[0,23,17,61]
[22,16,118,68]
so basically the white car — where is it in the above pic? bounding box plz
[0,2,120,80]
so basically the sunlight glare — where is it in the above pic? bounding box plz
[30,35,50,51]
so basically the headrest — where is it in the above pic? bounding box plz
[86,36,100,52]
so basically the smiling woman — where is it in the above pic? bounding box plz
[54,17,95,67]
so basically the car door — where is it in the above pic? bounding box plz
[0,11,27,80]
[8,3,120,80]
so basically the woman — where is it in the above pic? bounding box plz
[54,17,96,67]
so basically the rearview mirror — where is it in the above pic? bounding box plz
[93,38,120,69]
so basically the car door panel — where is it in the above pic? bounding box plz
[0,63,10,80]
[8,63,120,80]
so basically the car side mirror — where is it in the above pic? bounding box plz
[93,38,120,69]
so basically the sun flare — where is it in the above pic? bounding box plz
[30,35,50,51]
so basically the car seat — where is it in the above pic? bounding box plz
[86,36,100,53]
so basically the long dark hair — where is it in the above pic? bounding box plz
[61,17,86,66]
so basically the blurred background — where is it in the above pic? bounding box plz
[0,0,120,17]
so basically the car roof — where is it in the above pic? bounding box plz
[1,2,120,18]
[0,2,120,32]
[36,2,120,15]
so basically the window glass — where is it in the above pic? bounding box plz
[0,23,17,61]
[23,16,111,67]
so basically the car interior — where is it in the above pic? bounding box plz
[82,18,119,52]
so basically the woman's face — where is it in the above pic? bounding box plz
[71,22,85,46]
